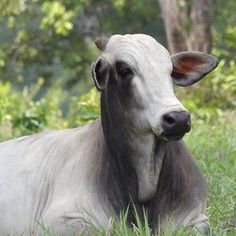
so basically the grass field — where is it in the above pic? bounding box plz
[184,120,236,236]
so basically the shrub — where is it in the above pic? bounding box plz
[67,87,100,127]
[0,82,65,141]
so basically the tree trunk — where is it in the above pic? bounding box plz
[158,0,212,54]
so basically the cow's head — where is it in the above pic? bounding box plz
[92,34,218,141]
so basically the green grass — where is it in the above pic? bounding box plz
[184,120,236,236]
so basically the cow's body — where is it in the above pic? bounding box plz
[0,119,207,235]
[0,34,218,235]
[0,121,108,235]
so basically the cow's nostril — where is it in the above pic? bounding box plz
[163,115,176,126]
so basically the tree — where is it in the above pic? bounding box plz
[158,0,212,53]
[0,0,163,96]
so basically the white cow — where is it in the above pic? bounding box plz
[0,34,218,235]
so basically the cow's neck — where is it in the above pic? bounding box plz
[100,91,165,210]
[130,136,165,203]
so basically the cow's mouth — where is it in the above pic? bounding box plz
[160,131,188,141]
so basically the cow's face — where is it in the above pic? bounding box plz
[92,34,218,141]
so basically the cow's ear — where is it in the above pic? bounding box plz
[171,52,219,87]
[91,57,110,91]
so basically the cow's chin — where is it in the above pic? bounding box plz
[151,128,187,142]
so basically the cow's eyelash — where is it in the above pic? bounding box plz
[116,62,134,78]
[118,68,133,76]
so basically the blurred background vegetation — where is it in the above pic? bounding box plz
[0,0,235,141]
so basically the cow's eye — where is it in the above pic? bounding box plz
[119,68,133,78]
[116,61,134,80]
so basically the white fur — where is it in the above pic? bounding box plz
[102,34,187,136]
[0,121,111,235]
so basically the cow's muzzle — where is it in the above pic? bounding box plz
[160,110,191,141]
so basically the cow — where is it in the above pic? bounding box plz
[0,34,218,235]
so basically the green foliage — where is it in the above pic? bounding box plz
[40,1,75,36]
[67,87,100,126]
[0,82,65,141]
[0,81,101,141]
[212,1,236,61]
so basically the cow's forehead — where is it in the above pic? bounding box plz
[103,34,171,69]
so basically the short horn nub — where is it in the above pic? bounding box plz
[95,37,110,51]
